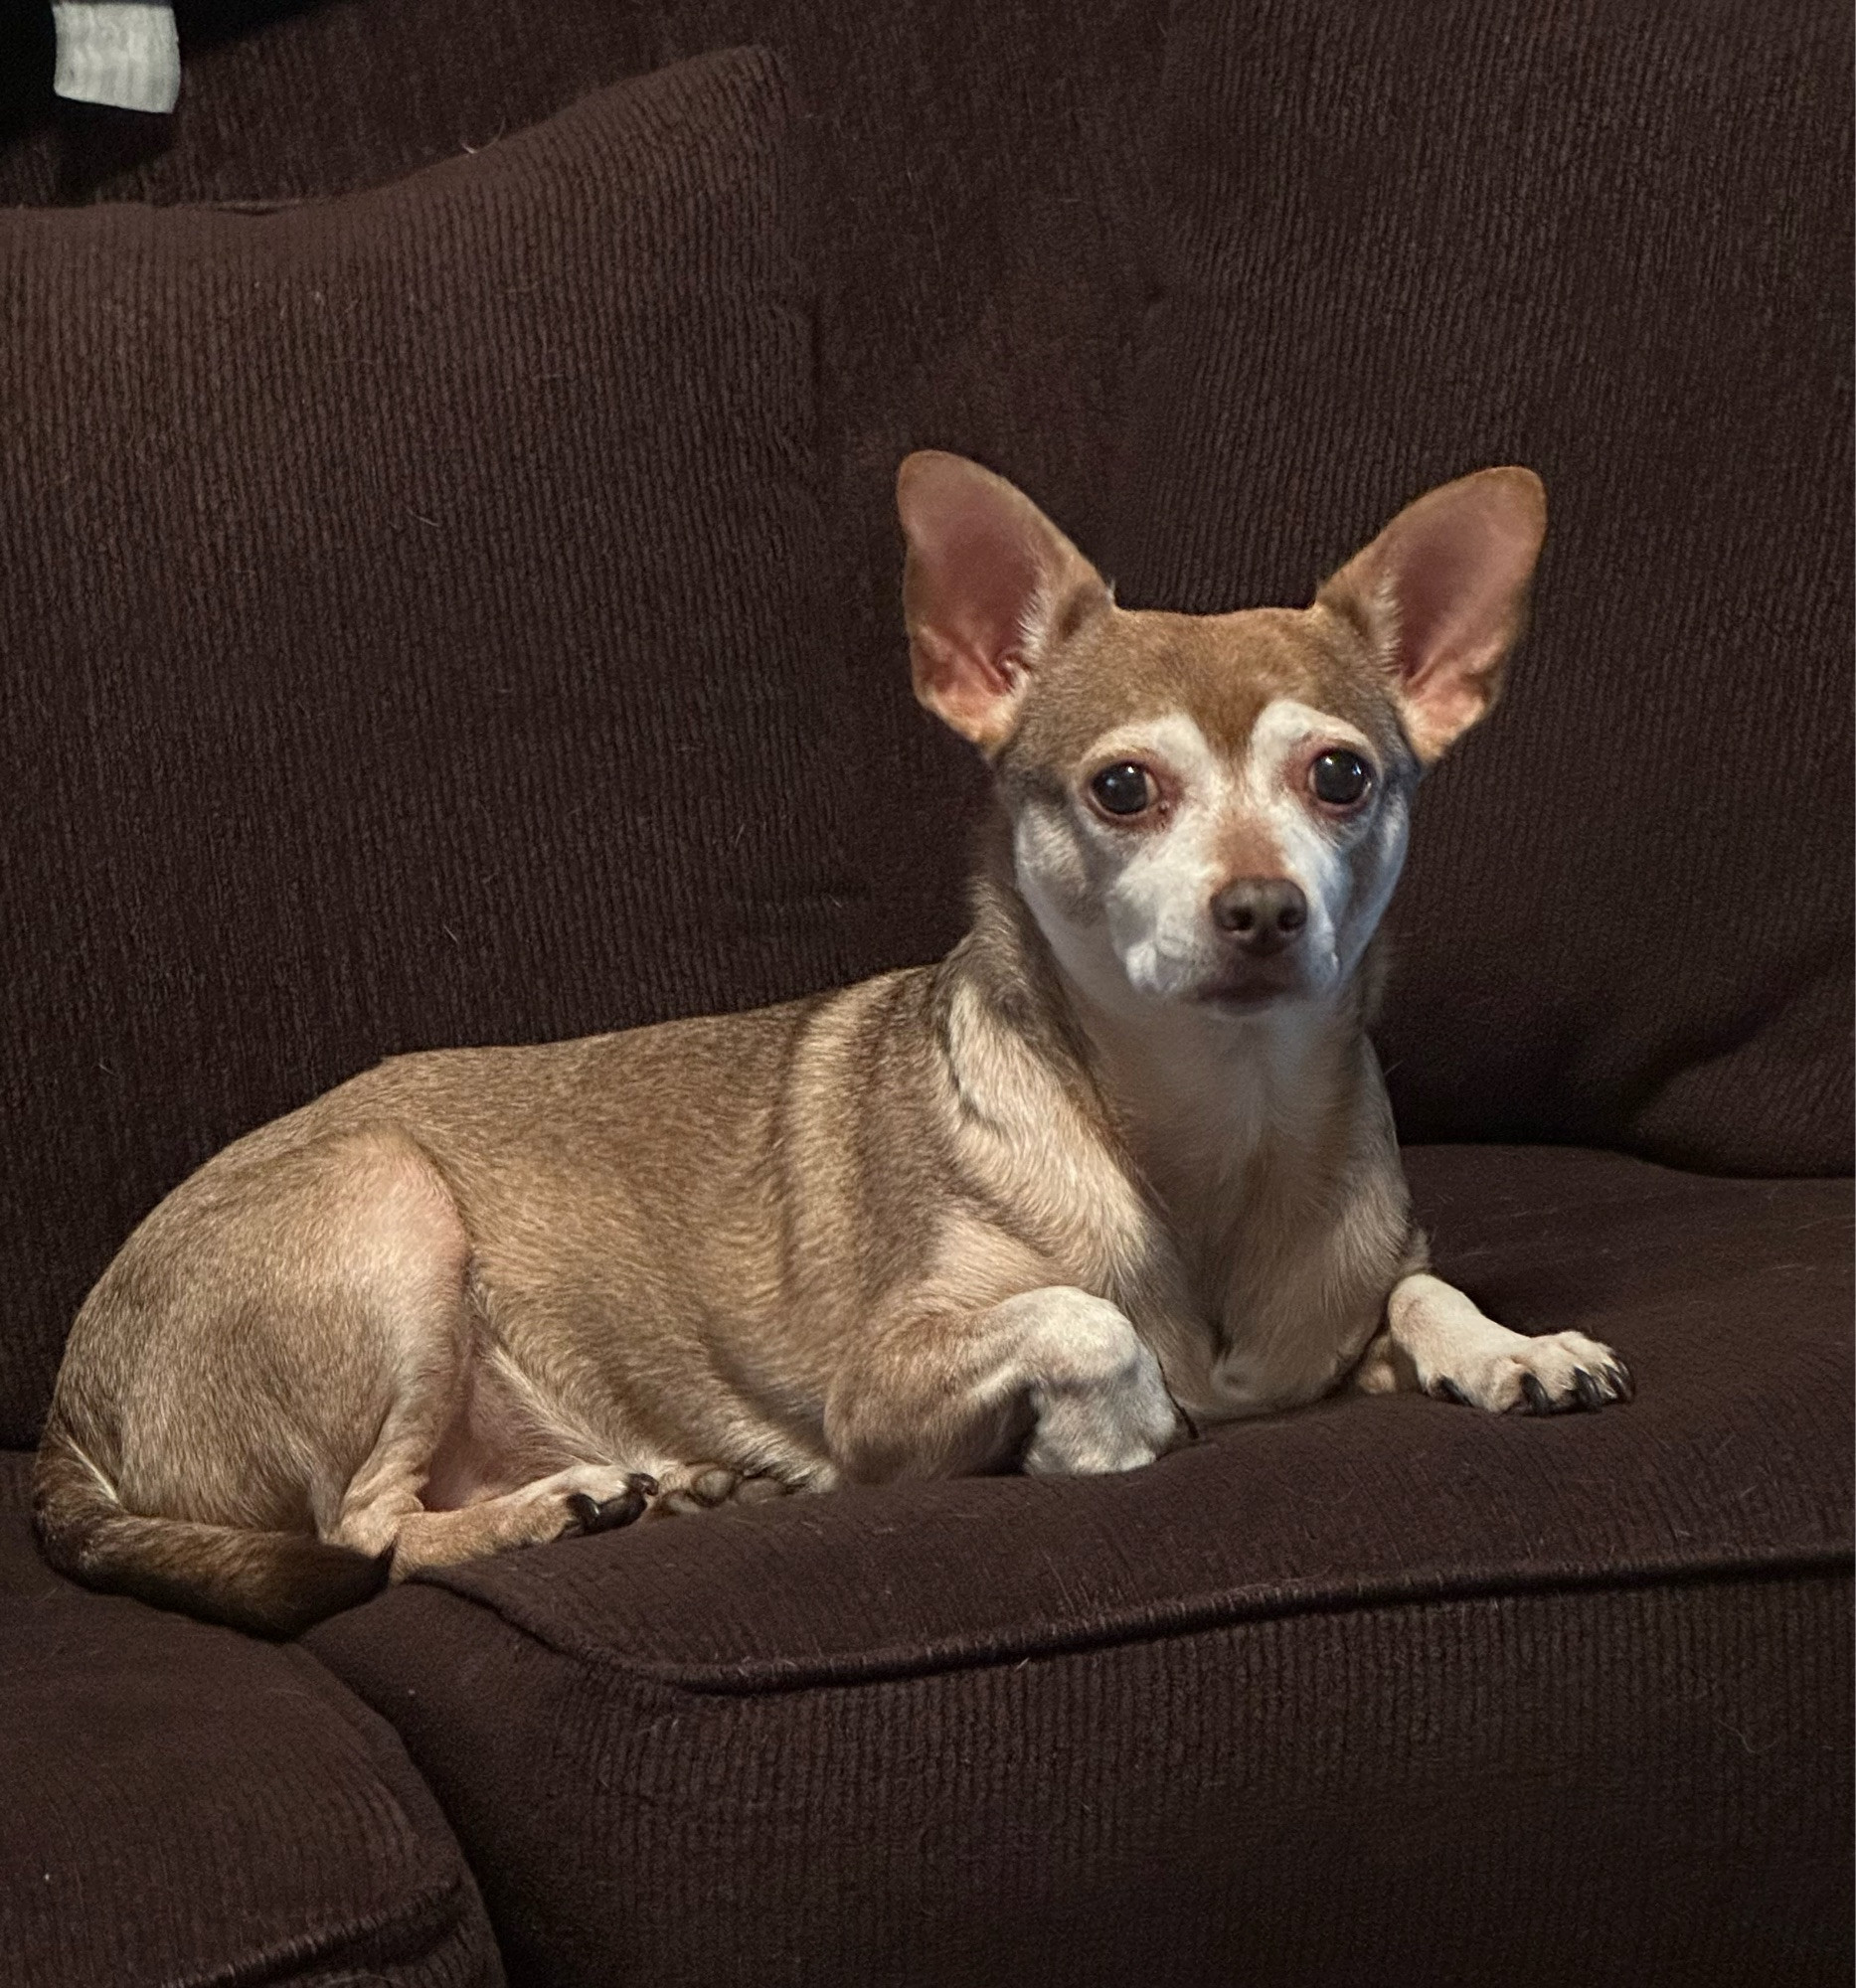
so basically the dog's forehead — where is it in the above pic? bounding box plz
[1028,603,1400,766]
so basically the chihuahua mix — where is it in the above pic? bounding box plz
[36,453,1629,1637]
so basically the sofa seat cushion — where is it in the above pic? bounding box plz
[306,1145,1853,1986]
[0,43,852,1451]
[0,1464,503,1985]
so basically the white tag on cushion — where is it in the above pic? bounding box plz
[53,3,181,113]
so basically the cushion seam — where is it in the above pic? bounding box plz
[411,1538,1854,1697]
[165,1864,478,1988]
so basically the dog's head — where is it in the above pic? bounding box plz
[897,452,1545,1020]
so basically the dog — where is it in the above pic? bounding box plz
[34,451,1631,1638]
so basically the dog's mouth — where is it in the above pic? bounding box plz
[1190,960,1303,1010]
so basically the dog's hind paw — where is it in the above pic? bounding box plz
[560,1473,655,1538]
[646,1463,795,1518]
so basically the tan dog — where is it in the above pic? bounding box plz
[35,452,1630,1637]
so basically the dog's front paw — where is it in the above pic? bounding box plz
[1015,1290,1188,1476]
[1429,1329,1633,1415]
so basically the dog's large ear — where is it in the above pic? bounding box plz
[897,451,1110,751]
[1315,467,1547,763]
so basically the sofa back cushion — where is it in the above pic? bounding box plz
[1107,0,1852,1174]
[0,47,858,1444]
[0,0,1170,981]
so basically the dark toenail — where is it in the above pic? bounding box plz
[627,1473,659,1498]
[1573,1368,1604,1410]
[1434,1377,1471,1407]
[566,1488,647,1537]
[1521,1373,1551,1414]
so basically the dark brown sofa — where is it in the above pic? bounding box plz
[1,4,1849,1983]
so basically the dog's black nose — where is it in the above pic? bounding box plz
[1211,878,1307,953]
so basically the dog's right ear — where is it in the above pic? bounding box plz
[897,452,1109,751]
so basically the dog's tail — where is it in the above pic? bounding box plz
[32,1421,390,1640]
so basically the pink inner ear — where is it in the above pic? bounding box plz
[899,452,1108,748]
[1319,468,1545,760]
[1387,499,1538,694]
[905,476,1049,691]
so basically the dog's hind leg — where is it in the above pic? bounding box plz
[46,1121,648,1628]
[280,1126,538,1568]
[323,1266,656,1575]
[321,1168,656,1576]
[366,1462,657,1574]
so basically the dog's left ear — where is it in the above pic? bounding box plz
[897,451,1110,752]
[1315,467,1547,763]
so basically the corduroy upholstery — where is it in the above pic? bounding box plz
[0,1457,503,1985]
[315,1584,1848,1988]
[0,4,1848,1985]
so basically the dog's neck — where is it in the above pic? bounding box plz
[942,814,1372,1216]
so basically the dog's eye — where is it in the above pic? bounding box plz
[1090,761,1154,818]
[1309,749,1372,808]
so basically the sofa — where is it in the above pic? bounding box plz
[1,3,1848,1983]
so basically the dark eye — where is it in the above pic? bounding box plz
[1090,761,1154,818]
[1309,748,1372,808]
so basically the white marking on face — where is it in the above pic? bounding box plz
[1098,713,1233,1002]
[1014,699,1409,1016]
[1237,698,1408,990]
[1240,700,1347,989]
[1345,788,1411,974]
